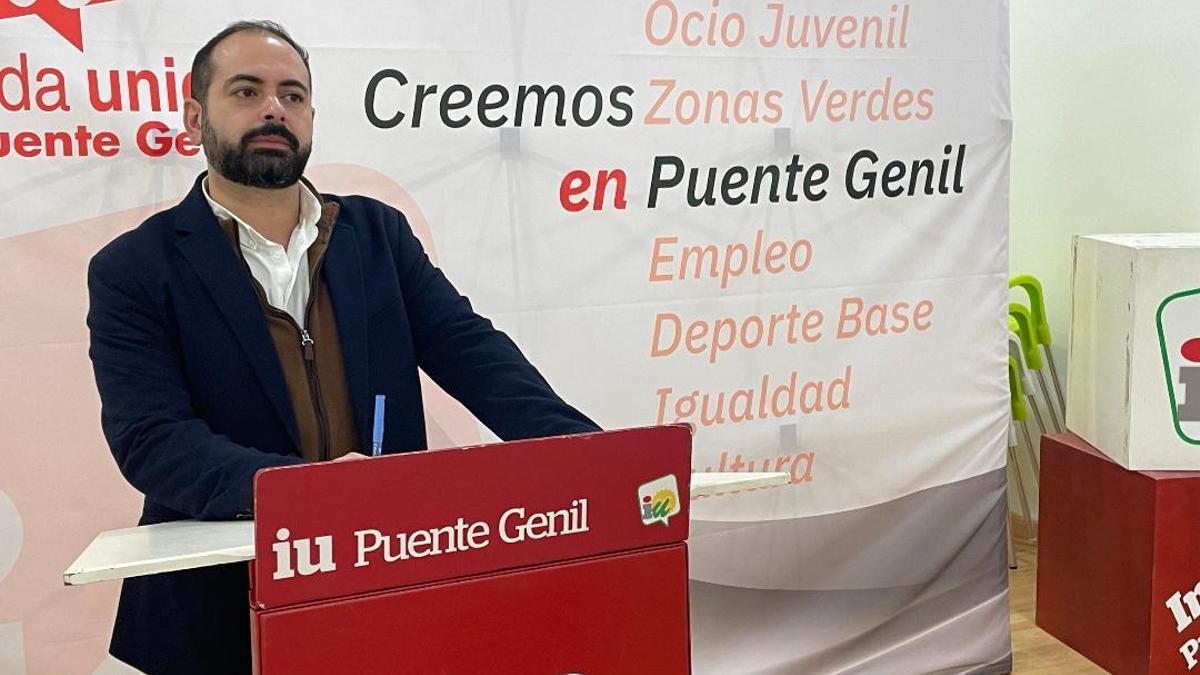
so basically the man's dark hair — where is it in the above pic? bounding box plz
[190,20,310,107]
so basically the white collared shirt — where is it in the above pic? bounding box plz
[203,178,322,327]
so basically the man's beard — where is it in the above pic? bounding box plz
[201,117,311,189]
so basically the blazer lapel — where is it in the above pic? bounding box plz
[322,219,370,451]
[173,179,302,453]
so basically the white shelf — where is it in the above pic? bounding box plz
[690,471,789,498]
[63,520,255,586]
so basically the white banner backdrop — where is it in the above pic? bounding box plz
[0,1,1012,672]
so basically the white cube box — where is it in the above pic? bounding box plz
[1068,233,1200,470]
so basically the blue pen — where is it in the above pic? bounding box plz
[371,394,386,457]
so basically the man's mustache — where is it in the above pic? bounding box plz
[241,124,300,152]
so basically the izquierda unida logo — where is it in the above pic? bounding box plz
[637,474,680,526]
[1157,287,1200,444]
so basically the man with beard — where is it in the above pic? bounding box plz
[86,21,599,675]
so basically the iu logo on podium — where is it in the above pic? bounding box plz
[1157,288,1200,444]
[638,475,680,526]
[271,527,337,580]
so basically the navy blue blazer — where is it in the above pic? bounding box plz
[87,174,599,674]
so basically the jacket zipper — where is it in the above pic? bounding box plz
[299,324,332,461]
[231,224,332,460]
[295,250,330,461]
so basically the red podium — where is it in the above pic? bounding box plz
[249,425,693,674]
[1036,433,1200,674]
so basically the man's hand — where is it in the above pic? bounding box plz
[332,452,369,462]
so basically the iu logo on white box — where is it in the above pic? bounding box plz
[1157,288,1200,445]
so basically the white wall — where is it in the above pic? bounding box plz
[1009,1,1200,519]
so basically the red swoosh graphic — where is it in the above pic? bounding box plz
[0,0,118,52]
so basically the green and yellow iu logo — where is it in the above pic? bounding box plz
[637,474,681,526]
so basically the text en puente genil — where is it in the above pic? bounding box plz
[272,498,590,580]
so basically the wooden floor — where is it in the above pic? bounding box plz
[1008,524,1106,674]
